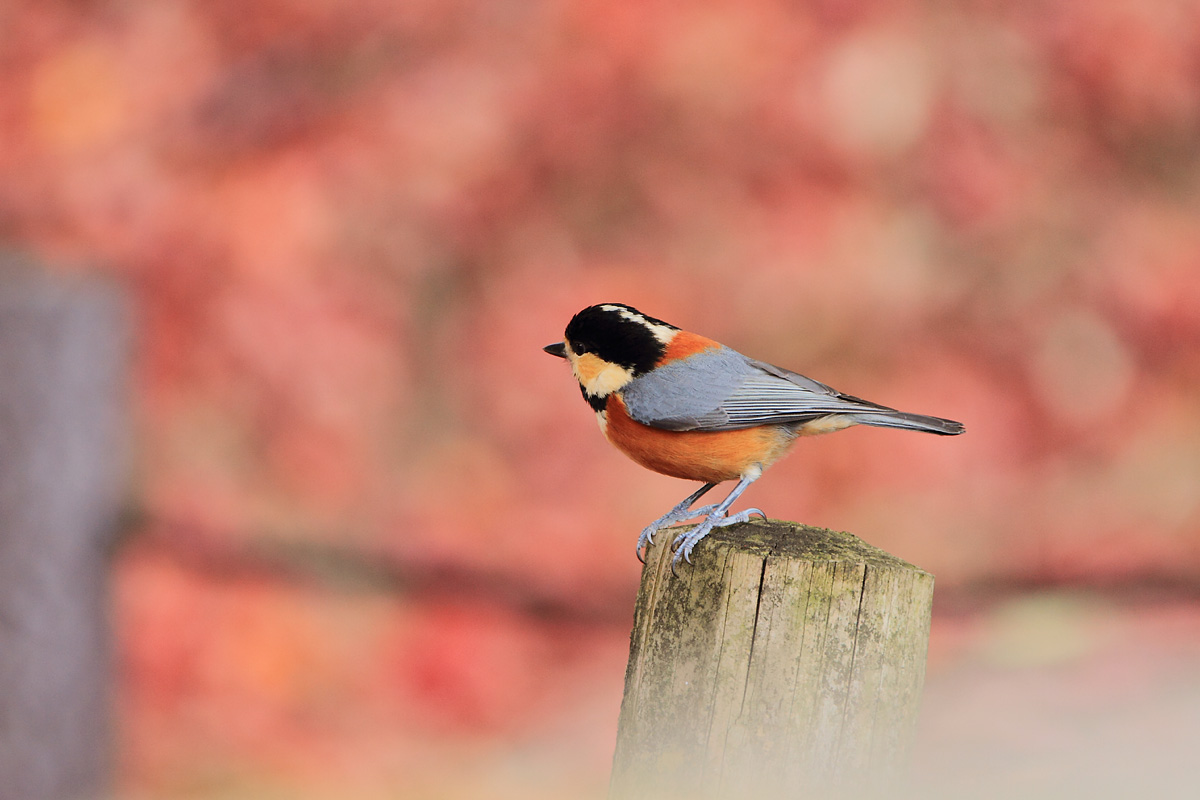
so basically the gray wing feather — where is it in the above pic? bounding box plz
[620,347,751,430]
[621,346,897,432]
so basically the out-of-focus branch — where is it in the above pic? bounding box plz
[122,508,1200,628]
[123,510,641,626]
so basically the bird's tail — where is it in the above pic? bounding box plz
[851,410,965,436]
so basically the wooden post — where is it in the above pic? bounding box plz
[610,519,934,800]
[0,264,127,800]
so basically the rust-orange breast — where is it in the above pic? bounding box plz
[604,394,794,484]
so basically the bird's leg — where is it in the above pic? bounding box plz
[636,483,717,563]
[671,474,765,574]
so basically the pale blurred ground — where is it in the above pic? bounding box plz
[917,592,1200,799]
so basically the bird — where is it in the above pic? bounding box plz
[543,303,964,574]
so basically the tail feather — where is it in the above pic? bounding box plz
[851,411,965,436]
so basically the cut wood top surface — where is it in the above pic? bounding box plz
[664,518,929,574]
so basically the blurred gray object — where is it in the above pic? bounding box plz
[0,256,128,800]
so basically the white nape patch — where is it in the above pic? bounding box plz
[601,304,677,345]
[595,409,608,434]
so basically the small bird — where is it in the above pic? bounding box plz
[544,303,964,573]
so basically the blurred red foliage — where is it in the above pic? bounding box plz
[3,0,1200,795]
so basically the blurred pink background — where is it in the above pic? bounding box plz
[3,0,1200,797]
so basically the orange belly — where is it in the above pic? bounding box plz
[604,394,795,484]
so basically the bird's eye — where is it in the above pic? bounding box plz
[572,341,590,356]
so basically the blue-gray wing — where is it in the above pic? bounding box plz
[620,346,894,432]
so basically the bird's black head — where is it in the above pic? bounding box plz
[561,303,678,377]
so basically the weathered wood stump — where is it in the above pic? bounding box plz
[610,519,934,800]
[0,264,127,800]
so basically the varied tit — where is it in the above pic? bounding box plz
[544,303,964,573]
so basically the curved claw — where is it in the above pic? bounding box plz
[635,525,661,564]
[670,528,689,552]
[635,534,651,564]
[671,540,696,575]
[670,520,713,571]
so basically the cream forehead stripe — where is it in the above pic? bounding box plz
[600,304,677,345]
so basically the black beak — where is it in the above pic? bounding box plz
[543,341,567,358]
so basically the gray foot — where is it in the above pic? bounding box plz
[636,503,721,563]
[670,508,767,575]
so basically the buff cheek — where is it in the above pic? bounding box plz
[572,353,634,397]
